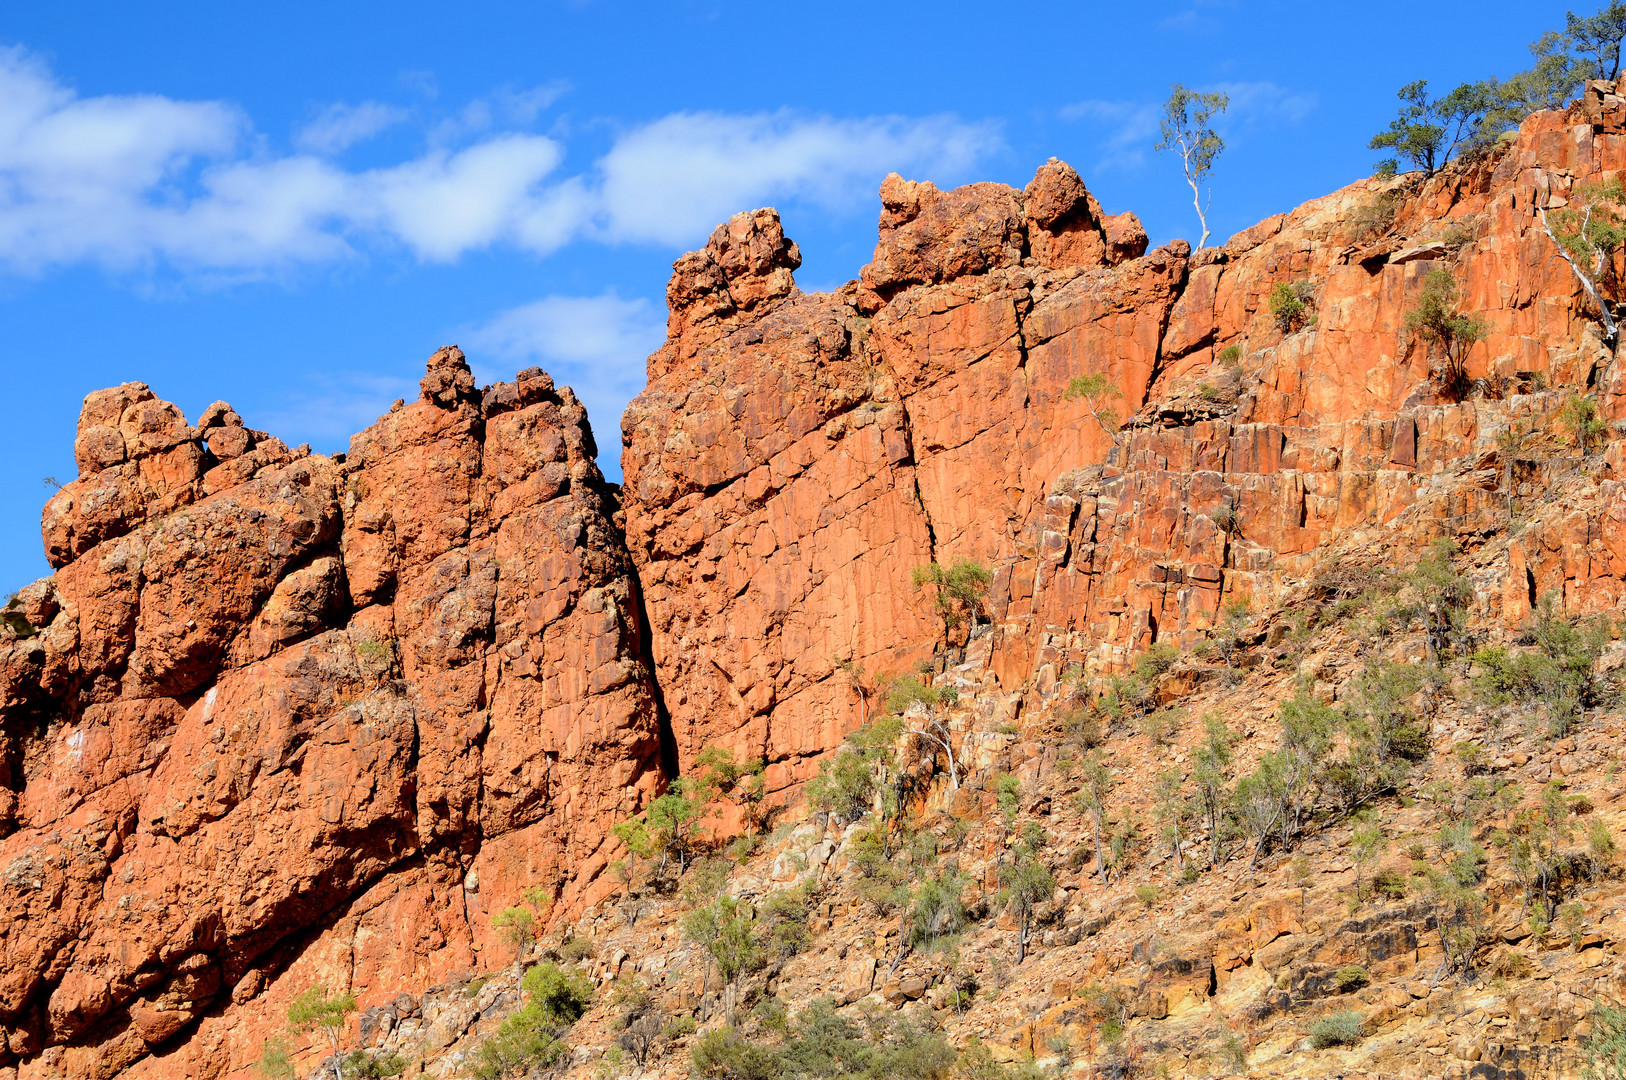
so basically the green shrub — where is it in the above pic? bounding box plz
[761,890,813,959]
[1404,268,1486,401]
[1333,965,1369,992]
[491,906,534,958]
[1269,281,1314,334]
[342,1050,408,1078]
[1309,1009,1365,1049]
[1564,393,1609,452]
[1372,868,1408,900]
[688,997,960,1080]
[806,716,902,823]
[1060,705,1103,749]
[1583,1001,1626,1080]
[1135,884,1159,907]
[1134,641,1181,681]
[996,773,1021,827]
[911,558,992,634]
[1350,192,1399,242]
[524,962,594,1025]
[256,1036,294,1080]
[558,936,595,963]
[1217,343,1243,365]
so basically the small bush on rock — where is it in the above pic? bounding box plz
[1309,1009,1365,1049]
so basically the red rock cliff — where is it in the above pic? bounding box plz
[620,87,1626,801]
[9,80,1626,1079]
[0,351,662,1078]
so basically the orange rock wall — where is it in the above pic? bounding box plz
[10,83,1626,1078]
[0,353,662,1078]
[621,97,1626,794]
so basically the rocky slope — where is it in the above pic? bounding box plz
[6,80,1626,1080]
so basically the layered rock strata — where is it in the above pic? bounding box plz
[0,351,661,1078]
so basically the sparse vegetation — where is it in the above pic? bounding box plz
[1540,171,1626,346]
[998,831,1056,964]
[1565,392,1610,453]
[688,996,978,1080]
[1268,281,1315,334]
[1064,372,1124,434]
[1584,1000,1626,1080]
[913,559,993,639]
[287,985,358,1080]
[1158,84,1229,249]
[471,963,593,1080]
[1350,191,1400,242]
[1368,79,1490,176]
[1404,268,1487,401]
[1309,1009,1365,1049]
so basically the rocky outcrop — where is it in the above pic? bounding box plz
[10,85,1626,1079]
[621,108,1626,798]
[0,351,661,1078]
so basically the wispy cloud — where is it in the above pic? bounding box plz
[1058,99,1160,172]
[463,291,667,441]
[1210,81,1317,127]
[1060,80,1315,174]
[0,48,1000,280]
[295,101,409,154]
[253,370,420,451]
[1158,0,1236,33]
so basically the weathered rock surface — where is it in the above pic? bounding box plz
[619,108,1626,804]
[10,86,1626,1078]
[0,352,661,1078]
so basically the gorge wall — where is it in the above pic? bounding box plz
[5,83,1626,1078]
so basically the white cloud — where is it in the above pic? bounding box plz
[594,111,1001,245]
[295,101,408,154]
[0,47,1000,279]
[361,134,566,261]
[463,292,667,444]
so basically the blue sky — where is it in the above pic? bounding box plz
[0,1,1558,589]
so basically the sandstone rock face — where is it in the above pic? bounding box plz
[0,352,661,1078]
[621,113,1626,798]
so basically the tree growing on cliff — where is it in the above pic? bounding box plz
[1064,372,1124,434]
[1156,84,1229,249]
[807,714,903,824]
[287,985,358,1080]
[998,831,1056,964]
[1568,2,1626,81]
[1404,268,1489,400]
[1540,177,1626,347]
[912,558,993,638]
[471,963,592,1079]
[682,895,762,1022]
[1192,715,1235,868]
[492,906,535,961]
[1076,751,1114,883]
[887,674,963,790]
[1368,80,1490,176]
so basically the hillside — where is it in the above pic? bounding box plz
[5,80,1626,1080]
